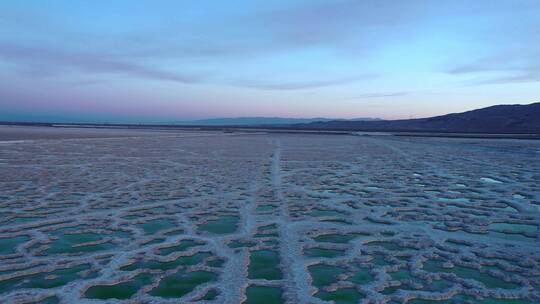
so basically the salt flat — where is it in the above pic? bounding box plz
[0,127,539,303]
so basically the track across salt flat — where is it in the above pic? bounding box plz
[0,130,539,303]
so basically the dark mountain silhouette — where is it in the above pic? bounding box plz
[295,102,540,134]
[2,103,538,135]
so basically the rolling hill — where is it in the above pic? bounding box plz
[296,102,540,134]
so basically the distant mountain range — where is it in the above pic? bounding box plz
[172,117,381,126]
[2,103,538,134]
[295,102,540,134]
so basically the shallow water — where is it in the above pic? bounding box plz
[244,285,284,304]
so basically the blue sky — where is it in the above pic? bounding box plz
[1,0,539,122]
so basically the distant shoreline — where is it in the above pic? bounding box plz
[1,122,539,140]
[2,102,539,136]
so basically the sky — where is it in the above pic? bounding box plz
[1,0,539,123]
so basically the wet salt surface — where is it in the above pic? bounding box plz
[0,130,539,303]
